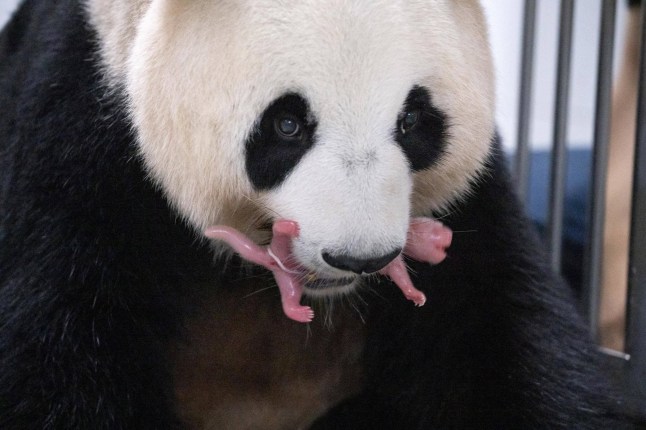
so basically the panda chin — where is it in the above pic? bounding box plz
[301,276,361,298]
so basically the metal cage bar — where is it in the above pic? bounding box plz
[547,0,576,272]
[582,0,617,338]
[514,0,537,201]
[624,0,646,409]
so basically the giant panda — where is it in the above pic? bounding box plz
[0,0,639,429]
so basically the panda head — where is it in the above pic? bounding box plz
[89,0,495,294]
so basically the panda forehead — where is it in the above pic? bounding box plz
[121,0,485,132]
[169,1,436,97]
[219,5,434,131]
[244,2,415,70]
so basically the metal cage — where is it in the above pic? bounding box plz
[512,0,645,411]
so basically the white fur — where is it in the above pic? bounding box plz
[87,0,495,281]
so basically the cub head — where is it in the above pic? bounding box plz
[89,0,495,295]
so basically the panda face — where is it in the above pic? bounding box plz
[253,87,448,282]
[92,0,495,291]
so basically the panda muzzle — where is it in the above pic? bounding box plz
[204,218,452,323]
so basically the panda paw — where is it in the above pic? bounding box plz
[404,290,427,307]
[284,305,315,323]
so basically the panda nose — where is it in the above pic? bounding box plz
[322,248,402,274]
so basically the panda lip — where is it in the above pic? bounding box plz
[303,276,357,289]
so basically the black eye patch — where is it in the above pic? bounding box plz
[245,93,317,190]
[395,86,449,171]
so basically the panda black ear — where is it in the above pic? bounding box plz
[395,86,449,171]
[245,93,318,190]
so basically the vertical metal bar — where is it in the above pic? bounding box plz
[547,0,576,272]
[582,0,616,338]
[625,0,646,408]
[515,0,537,202]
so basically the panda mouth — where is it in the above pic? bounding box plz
[204,218,452,324]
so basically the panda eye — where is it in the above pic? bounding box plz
[400,109,421,134]
[274,116,303,139]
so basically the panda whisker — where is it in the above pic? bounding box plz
[350,302,366,324]
[365,283,387,303]
[433,211,455,221]
[248,209,273,230]
[243,285,277,299]
[280,253,300,265]
[237,270,274,282]
[323,297,335,329]
[355,289,369,307]
[401,256,418,277]
[365,272,380,283]
[240,192,285,221]
[243,208,263,225]
[282,258,318,283]
[240,211,267,233]
[345,291,367,324]
[295,272,312,285]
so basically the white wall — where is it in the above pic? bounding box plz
[0,0,18,28]
[482,0,629,151]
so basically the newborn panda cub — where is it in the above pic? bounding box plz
[205,218,452,322]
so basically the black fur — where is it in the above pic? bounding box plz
[0,1,213,428]
[315,148,639,429]
[0,1,640,429]
[245,93,318,190]
[394,86,448,171]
